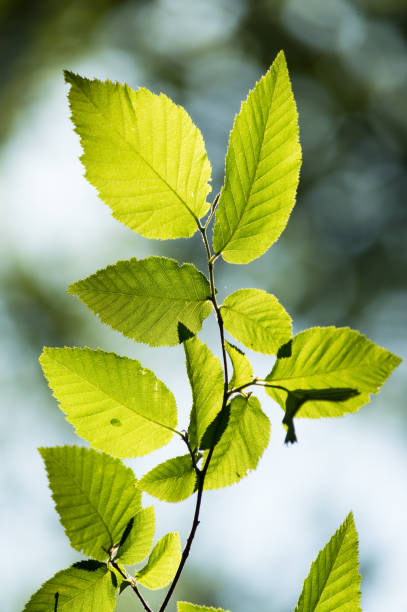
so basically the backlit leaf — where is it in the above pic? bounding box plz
[138,455,196,503]
[204,396,270,489]
[39,446,141,561]
[117,506,155,565]
[136,532,181,590]
[184,336,224,449]
[294,513,361,611]
[225,342,253,390]
[23,561,116,612]
[178,603,230,612]
[266,326,401,418]
[65,72,211,240]
[221,289,292,354]
[213,51,301,264]
[40,347,177,458]
[68,257,212,347]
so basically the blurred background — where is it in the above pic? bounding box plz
[1,0,406,610]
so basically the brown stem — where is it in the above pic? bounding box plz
[111,560,153,612]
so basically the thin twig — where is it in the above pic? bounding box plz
[111,560,153,612]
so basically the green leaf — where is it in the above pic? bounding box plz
[204,395,270,490]
[136,532,182,590]
[266,326,402,418]
[138,455,196,503]
[225,342,253,390]
[39,446,141,561]
[68,257,212,347]
[294,512,361,611]
[40,347,177,458]
[221,289,292,354]
[117,506,155,565]
[178,603,230,612]
[65,72,212,240]
[212,51,301,264]
[23,561,116,612]
[184,336,224,449]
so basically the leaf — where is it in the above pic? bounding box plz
[184,336,224,449]
[136,532,182,590]
[117,506,155,565]
[23,561,116,612]
[225,342,253,390]
[138,455,197,503]
[40,347,177,458]
[265,326,402,418]
[294,512,361,611]
[68,257,212,347]
[212,51,301,264]
[204,395,270,490]
[178,603,230,612]
[221,289,292,354]
[39,446,141,561]
[65,72,212,240]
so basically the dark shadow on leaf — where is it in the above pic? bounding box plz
[200,404,230,450]
[118,516,134,552]
[54,592,59,612]
[177,321,195,343]
[72,559,104,572]
[283,387,360,445]
[277,339,292,358]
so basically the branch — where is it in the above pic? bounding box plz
[110,560,153,612]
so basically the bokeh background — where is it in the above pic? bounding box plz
[1,1,406,610]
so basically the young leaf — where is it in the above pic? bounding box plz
[294,512,361,611]
[23,561,116,612]
[225,341,253,390]
[138,455,197,503]
[117,506,155,565]
[39,446,141,561]
[221,289,292,354]
[136,532,182,590]
[204,395,270,489]
[68,257,212,347]
[184,336,224,449]
[178,603,230,612]
[40,347,177,458]
[212,51,301,264]
[266,326,402,418]
[65,72,212,240]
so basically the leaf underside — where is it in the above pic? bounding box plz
[40,347,177,458]
[136,532,182,590]
[138,455,197,503]
[23,561,116,612]
[221,288,292,354]
[204,395,270,490]
[213,50,302,264]
[68,256,212,347]
[39,446,141,561]
[266,326,401,418]
[65,71,212,240]
[294,512,361,611]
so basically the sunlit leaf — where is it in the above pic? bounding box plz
[136,533,181,590]
[184,336,224,449]
[117,506,155,565]
[39,446,141,560]
[68,257,212,347]
[204,395,270,489]
[23,561,116,612]
[138,455,196,503]
[294,513,361,611]
[213,51,301,264]
[225,342,253,390]
[65,72,211,239]
[221,289,292,354]
[178,603,230,612]
[40,347,177,458]
[266,326,402,418]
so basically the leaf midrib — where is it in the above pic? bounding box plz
[75,287,211,303]
[216,67,279,255]
[49,354,176,434]
[76,78,200,225]
[57,568,109,608]
[270,358,384,385]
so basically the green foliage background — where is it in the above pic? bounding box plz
[1,1,406,611]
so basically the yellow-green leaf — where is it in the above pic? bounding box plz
[225,341,253,390]
[117,506,155,565]
[65,72,212,239]
[136,533,181,590]
[138,455,197,503]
